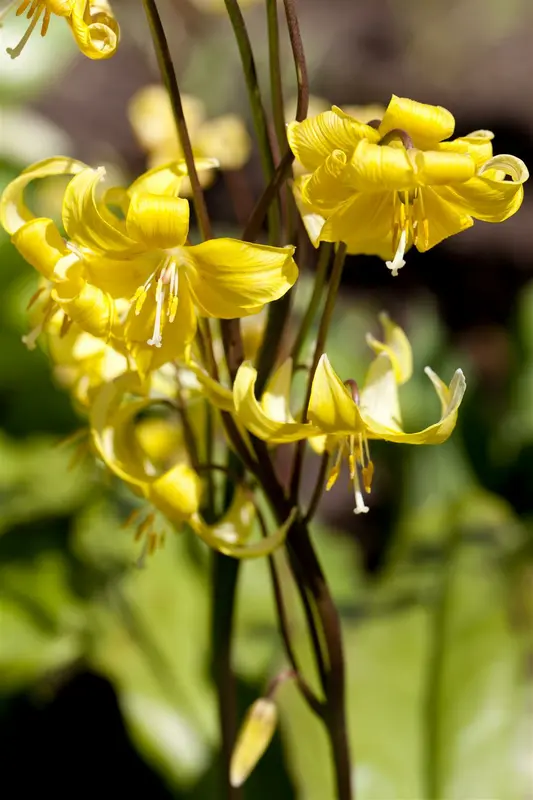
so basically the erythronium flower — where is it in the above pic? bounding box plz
[288,95,529,275]
[217,313,465,514]
[129,87,251,188]
[0,157,298,376]
[90,374,294,557]
[3,0,119,59]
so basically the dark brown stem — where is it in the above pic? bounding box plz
[304,449,331,523]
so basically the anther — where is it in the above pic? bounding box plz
[344,378,360,405]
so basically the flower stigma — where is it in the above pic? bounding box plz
[5,1,68,58]
[133,256,180,348]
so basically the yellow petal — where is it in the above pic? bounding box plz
[308,354,365,434]
[196,114,252,171]
[128,158,219,197]
[62,167,140,254]
[187,361,235,412]
[347,139,416,192]
[147,463,202,521]
[69,0,119,60]
[82,251,156,299]
[287,108,380,172]
[302,150,359,211]
[52,258,119,340]
[359,352,403,433]
[0,156,86,235]
[292,177,326,248]
[126,191,190,250]
[414,149,476,185]
[11,218,68,279]
[417,187,473,251]
[319,191,394,257]
[230,698,278,787]
[379,95,455,149]
[441,154,528,222]
[437,130,494,168]
[184,240,298,318]
[192,507,296,559]
[363,367,466,444]
[234,362,318,443]
[365,311,413,384]
[261,359,296,423]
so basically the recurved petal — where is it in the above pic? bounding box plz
[302,150,359,210]
[196,114,252,171]
[234,362,318,443]
[52,264,119,341]
[0,156,86,235]
[417,187,473,251]
[261,359,296,423]
[319,191,394,256]
[379,95,455,148]
[348,139,416,191]
[292,177,326,248]
[365,312,413,384]
[147,463,202,521]
[437,130,494,168]
[11,218,68,279]
[441,154,528,222]
[184,240,298,318]
[359,352,403,433]
[287,109,380,172]
[414,149,476,185]
[126,191,190,250]
[69,0,119,60]
[308,354,365,434]
[128,159,218,197]
[191,507,296,559]
[187,361,235,412]
[364,367,466,444]
[62,168,140,254]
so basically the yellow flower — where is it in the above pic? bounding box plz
[219,313,465,514]
[230,698,278,788]
[3,0,119,60]
[129,86,251,190]
[0,157,298,376]
[90,373,294,557]
[288,95,528,274]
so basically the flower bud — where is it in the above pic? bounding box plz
[230,698,278,787]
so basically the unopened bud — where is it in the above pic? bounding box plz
[230,698,278,788]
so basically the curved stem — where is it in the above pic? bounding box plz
[304,449,330,523]
[290,242,347,501]
[282,0,309,123]
[141,0,212,241]
[291,243,332,365]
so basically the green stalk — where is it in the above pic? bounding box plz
[290,243,347,501]
[223,0,281,244]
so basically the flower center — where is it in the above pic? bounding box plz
[132,256,180,349]
[5,1,58,58]
[386,189,429,277]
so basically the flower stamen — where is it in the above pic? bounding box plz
[6,0,45,58]
[147,275,165,348]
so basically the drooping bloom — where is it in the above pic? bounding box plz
[129,86,251,189]
[0,157,298,375]
[288,95,528,275]
[90,373,295,557]
[3,0,119,60]
[217,313,466,514]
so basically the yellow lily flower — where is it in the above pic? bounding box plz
[288,95,528,274]
[3,0,119,60]
[0,157,298,375]
[90,374,294,558]
[129,86,251,190]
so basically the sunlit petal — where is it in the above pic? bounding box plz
[379,95,455,148]
[365,311,413,384]
[126,191,190,250]
[308,354,365,434]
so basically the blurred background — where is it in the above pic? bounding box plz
[0,0,532,797]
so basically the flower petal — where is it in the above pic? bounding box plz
[440,154,528,222]
[261,358,296,423]
[126,191,190,250]
[148,463,202,521]
[347,139,416,191]
[414,150,476,186]
[292,177,326,248]
[187,361,235,412]
[287,108,380,172]
[11,218,68,279]
[191,506,296,559]
[184,240,298,318]
[363,367,466,444]
[308,354,365,434]
[359,352,403,433]
[0,156,86,235]
[365,311,413,384]
[128,159,219,197]
[417,187,473,251]
[62,167,140,254]
[437,130,494,168]
[302,150,359,210]
[69,0,119,59]
[379,95,455,148]
[319,191,395,258]
[234,361,318,443]
[52,256,119,340]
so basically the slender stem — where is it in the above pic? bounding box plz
[223,0,281,244]
[282,0,309,123]
[290,242,347,502]
[266,0,287,155]
[304,449,330,523]
[141,0,212,241]
[291,243,332,365]
[211,552,242,800]
[242,149,294,243]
